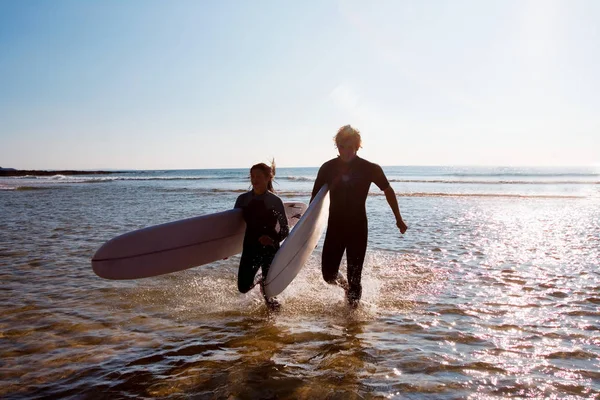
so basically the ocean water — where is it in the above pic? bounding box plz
[1,166,599,399]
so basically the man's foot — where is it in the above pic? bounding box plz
[265,297,281,312]
[334,273,357,307]
[335,272,349,293]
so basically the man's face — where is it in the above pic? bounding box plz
[337,139,357,163]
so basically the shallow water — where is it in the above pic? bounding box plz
[1,167,599,398]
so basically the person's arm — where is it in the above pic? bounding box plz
[274,198,289,243]
[372,163,407,234]
[228,194,246,258]
[258,195,289,247]
[234,193,245,209]
[384,186,407,234]
[310,165,326,203]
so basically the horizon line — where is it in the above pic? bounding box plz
[2,164,599,172]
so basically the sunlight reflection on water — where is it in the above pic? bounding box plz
[1,176,599,398]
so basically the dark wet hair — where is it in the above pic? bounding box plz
[250,159,276,192]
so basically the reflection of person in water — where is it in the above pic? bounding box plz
[234,161,289,310]
[311,125,408,308]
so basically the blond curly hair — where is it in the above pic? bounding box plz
[334,125,362,151]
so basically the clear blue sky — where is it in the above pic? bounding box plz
[1,0,598,169]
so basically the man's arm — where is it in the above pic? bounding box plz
[310,165,326,203]
[383,186,407,234]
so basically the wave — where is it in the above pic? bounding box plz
[3,186,588,200]
[267,175,600,184]
[101,175,315,183]
[162,188,588,199]
[118,176,598,185]
[279,176,314,182]
[84,176,600,185]
[398,192,586,199]
[0,186,58,191]
[439,172,599,178]
[83,176,236,182]
[5,175,246,183]
[388,179,600,185]
[5,174,598,185]
[209,188,248,193]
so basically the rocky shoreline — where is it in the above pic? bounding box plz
[0,169,124,177]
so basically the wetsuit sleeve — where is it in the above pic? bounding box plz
[274,198,289,242]
[311,164,327,203]
[234,192,248,209]
[372,163,390,191]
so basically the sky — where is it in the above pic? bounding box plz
[0,0,599,170]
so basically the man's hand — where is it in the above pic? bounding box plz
[259,235,275,247]
[397,219,408,234]
[383,186,408,235]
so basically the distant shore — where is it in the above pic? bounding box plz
[0,170,125,177]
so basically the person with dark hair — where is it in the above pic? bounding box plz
[234,160,289,310]
[311,125,408,308]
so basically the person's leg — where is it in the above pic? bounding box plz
[346,224,368,306]
[237,249,262,293]
[258,246,277,280]
[258,247,281,310]
[321,228,346,285]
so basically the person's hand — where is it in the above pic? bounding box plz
[259,235,275,247]
[397,219,408,234]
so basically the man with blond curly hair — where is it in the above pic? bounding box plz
[311,125,408,307]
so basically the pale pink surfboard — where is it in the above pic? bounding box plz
[92,202,307,280]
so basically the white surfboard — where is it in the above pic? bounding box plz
[92,202,307,280]
[263,185,330,298]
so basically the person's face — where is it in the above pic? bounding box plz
[337,139,357,163]
[250,169,269,193]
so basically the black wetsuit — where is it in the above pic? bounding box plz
[311,156,390,302]
[234,190,289,294]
